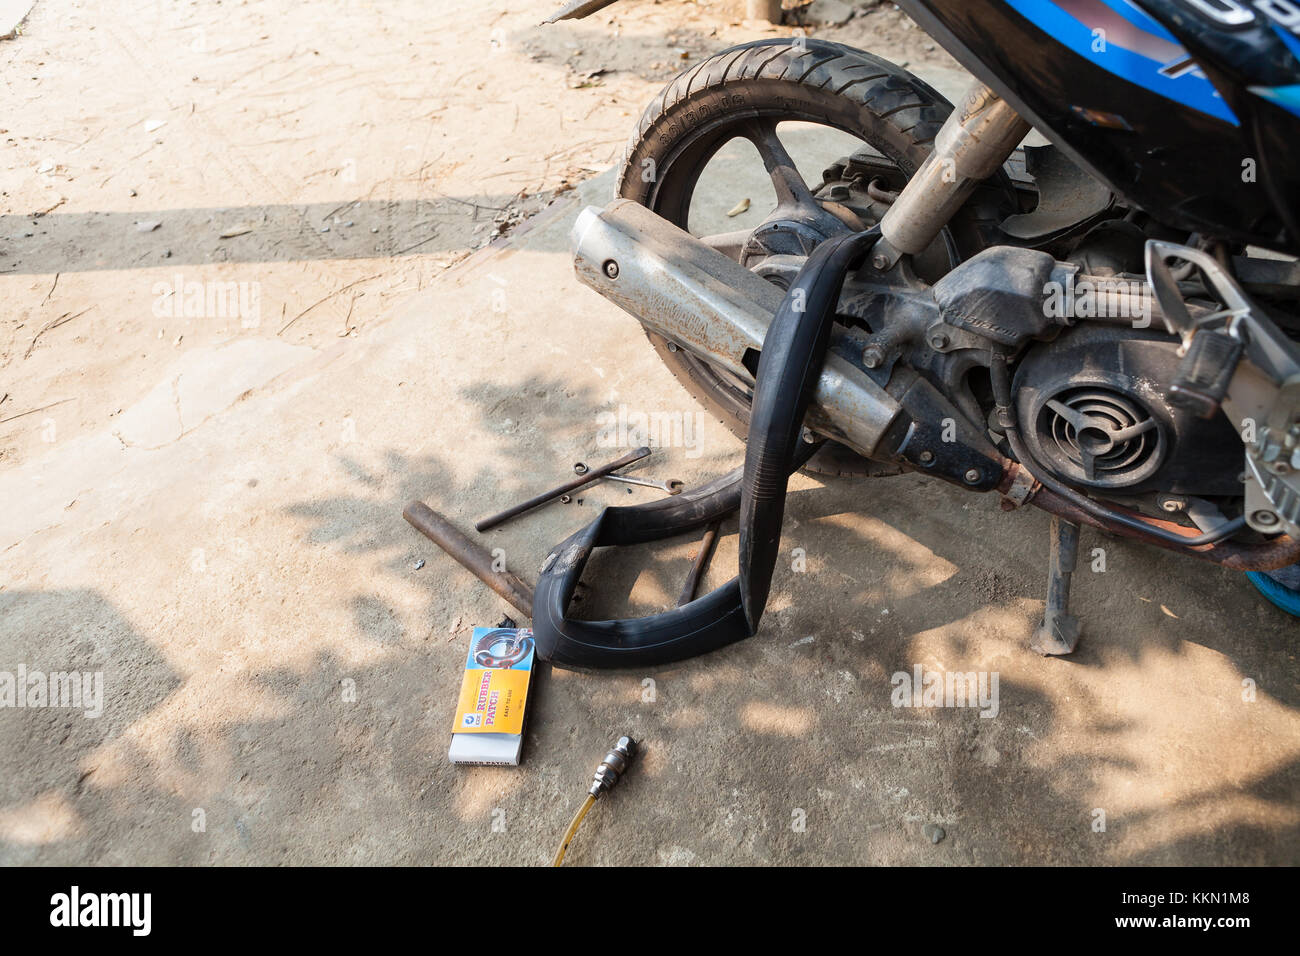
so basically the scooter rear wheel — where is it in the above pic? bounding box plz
[617,37,1016,476]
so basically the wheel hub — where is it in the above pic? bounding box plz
[740,218,828,266]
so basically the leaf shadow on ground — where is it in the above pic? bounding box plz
[266,371,1300,864]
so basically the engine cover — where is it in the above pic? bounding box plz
[1013,324,1242,496]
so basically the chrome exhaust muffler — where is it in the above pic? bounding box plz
[570,199,903,459]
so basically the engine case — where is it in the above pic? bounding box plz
[1013,323,1243,496]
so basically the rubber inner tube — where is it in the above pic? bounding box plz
[532,228,881,669]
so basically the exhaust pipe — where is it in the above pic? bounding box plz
[570,199,903,459]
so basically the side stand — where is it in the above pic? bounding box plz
[1030,515,1083,656]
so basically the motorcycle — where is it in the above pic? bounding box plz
[532,0,1300,669]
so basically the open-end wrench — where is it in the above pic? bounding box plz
[605,473,685,495]
[573,462,684,496]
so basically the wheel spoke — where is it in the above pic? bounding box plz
[698,229,753,260]
[744,119,818,212]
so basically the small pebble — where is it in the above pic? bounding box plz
[413,558,425,570]
[922,823,946,844]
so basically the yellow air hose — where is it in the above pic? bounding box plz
[551,793,596,867]
[550,736,637,867]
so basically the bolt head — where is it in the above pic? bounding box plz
[918,450,935,465]
[603,259,619,279]
[929,333,950,350]
[964,468,980,484]
[862,345,885,369]
[872,253,889,271]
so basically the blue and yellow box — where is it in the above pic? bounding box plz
[448,627,535,766]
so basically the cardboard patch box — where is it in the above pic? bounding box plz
[447,627,535,766]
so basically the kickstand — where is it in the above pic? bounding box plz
[1030,516,1083,656]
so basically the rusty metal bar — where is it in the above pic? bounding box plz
[474,446,651,532]
[403,501,535,618]
[677,519,723,607]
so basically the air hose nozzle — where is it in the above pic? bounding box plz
[589,735,637,798]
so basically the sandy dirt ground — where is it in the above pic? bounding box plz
[1,0,1297,866]
[0,0,954,468]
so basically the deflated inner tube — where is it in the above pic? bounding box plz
[532,228,881,669]
[739,229,883,631]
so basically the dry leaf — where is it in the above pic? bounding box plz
[726,197,751,217]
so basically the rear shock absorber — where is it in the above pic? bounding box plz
[878,82,1030,263]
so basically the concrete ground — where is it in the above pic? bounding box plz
[2,1,1298,866]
